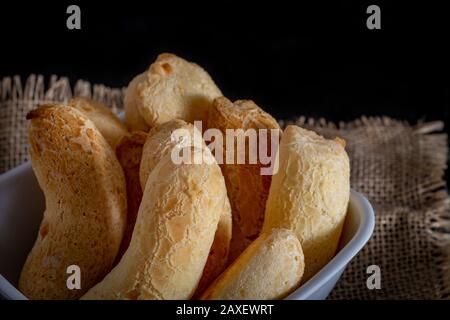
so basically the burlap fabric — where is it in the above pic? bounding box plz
[280,117,450,299]
[0,75,124,172]
[1,75,449,299]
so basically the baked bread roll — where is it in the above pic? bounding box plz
[124,73,151,132]
[82,146,228,300]
[125,53,222,128]
[262,125,350,281]
[68,97,128,148]
[139,119,200,190]
[138,119,232,296]
[194,197,232,297]
[207,96,280,262]
[20,105,127,300]
[200,228,304,300]
[115,131,148,263]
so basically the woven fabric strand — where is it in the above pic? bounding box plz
[1,75,449,299]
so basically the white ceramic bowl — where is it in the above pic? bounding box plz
[0,161,374,300]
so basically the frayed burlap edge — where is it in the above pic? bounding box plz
[0,75,125,172]
[0,74,125,112]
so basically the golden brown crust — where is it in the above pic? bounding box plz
[207,96,280,263]
[138,120,232,297]
[114,131,148,264]
[127,53,222,128]
[82,146,227,300]
[19,105,127,300]
[200,228,304,300]
[139,119,199,189]
[194,197,232,297]
[262,125,350,281]
[68,97,128,148]
[124,73,151,132]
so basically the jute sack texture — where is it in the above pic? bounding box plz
[1,75,449,299]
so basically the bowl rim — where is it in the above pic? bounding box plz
[285,189,375,299]
[0,162,33,300]
[0,160,32,182]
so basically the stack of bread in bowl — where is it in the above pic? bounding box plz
[18,53,350,300]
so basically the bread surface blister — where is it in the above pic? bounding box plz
[19,53,351,300]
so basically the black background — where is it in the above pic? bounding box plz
[0,2,449,128]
